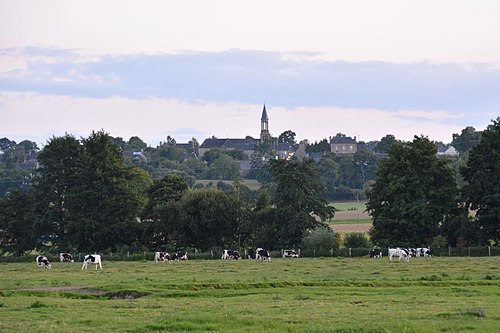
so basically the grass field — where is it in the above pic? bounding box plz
[0,257,499,332]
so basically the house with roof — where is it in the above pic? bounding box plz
[437,145,458,157]
[330,134,358,154]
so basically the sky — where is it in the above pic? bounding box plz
[1,0,499,148]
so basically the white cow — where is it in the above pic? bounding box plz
[36,255,52,269]
[59,252,74,262]
[82,254,102,270]
[154,251,172,263]
[388,248,410,261]
[256,248,271,261]
[222,250,241,260]
[416,247,432,257]
[282,249,299,258]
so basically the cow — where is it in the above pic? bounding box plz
[388,248,410,261]
[256,248,271,261]
[416,247,432,257]
[81,254,102,270]
[369,249,383,259]
[154,251,172,263]
[282,249,299,258]
[222,250,241,260]
[59,252,74,262]
[36,255,52,269]
[171,251,188,261]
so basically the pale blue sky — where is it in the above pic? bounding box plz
[1,0,499,146]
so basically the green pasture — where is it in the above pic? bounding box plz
[329,218,372,225]
[0,257,499,332]
[332,201,367,211]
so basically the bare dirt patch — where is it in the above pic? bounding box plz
[330,223,372,234]
[333,210,370,220]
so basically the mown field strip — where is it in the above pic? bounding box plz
[0,257,498,332]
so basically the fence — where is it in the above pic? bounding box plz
[1,246,498,263]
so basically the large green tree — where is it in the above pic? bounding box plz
[367,136,459,247]
[33,134,81,250]
[178,188,239,250]
[269,158,335,248]
[460,118,500,245]
[0,190,37,255]
[64,130,152,251]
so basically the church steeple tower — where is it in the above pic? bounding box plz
[260,104,270,143]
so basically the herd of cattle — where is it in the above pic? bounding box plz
[35,247,431,269]
[370,247,432,261]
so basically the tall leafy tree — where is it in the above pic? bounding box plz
[452,126,482,154]
[460,118,500,245]
[367,136,459,247]
[178,188,239,250]
[65,130,152,251]
[0,190,37,255]
[33,134,81,250]
[269,158,335,248]
[278,130,297,145]
[375,134,399,153]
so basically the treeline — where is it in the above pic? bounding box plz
[0,119,498,256]
[0,131,334,255]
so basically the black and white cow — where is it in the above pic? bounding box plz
[81,254,102,270]
[36,255,52,269]
[59,252,74,262]
[222,250,241,260]
[416,247,432,257]
[171,251,188,261]
[282,249,299,258]
[369,249,383,258]
[388,248,410,261]
[154,251,172,263]
[256,248,271,261]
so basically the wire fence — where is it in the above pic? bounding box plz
[1,246,498,263]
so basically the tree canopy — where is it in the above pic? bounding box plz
[367,136,459,247]
[460,118,500,245]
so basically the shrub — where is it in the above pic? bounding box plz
[301,226,338,254]
[344,232,370,248]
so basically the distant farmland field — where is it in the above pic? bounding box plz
[0,257,498,332]
[330,201,372,234]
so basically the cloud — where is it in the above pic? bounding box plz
[1,48,499,116]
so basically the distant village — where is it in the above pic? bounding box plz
[1,105,459,176]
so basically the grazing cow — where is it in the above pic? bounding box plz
[171,251,188,260]
[388,248,410,261]
[416,247,432,257]
[36,255,52,269]
[82,254,102,270]
[59,252,74,262]
[369,249,383,259]
[282,249,299,258]
[256,248,271,261]
[154,251,172,263]
[222,250,241,260]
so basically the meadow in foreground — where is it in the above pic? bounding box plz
[0,256,498,332]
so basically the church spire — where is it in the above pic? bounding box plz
[260,104,270,143]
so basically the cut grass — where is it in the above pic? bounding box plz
[0,257,498,332]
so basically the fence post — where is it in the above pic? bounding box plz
[468,247,471,257]
[349,248,352,257]
[127,251,130,259]
[330,248,334,257]
[488,246,491,256]
[448,246,451,256]
[211,250,213,259]
[313,249,316,257]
